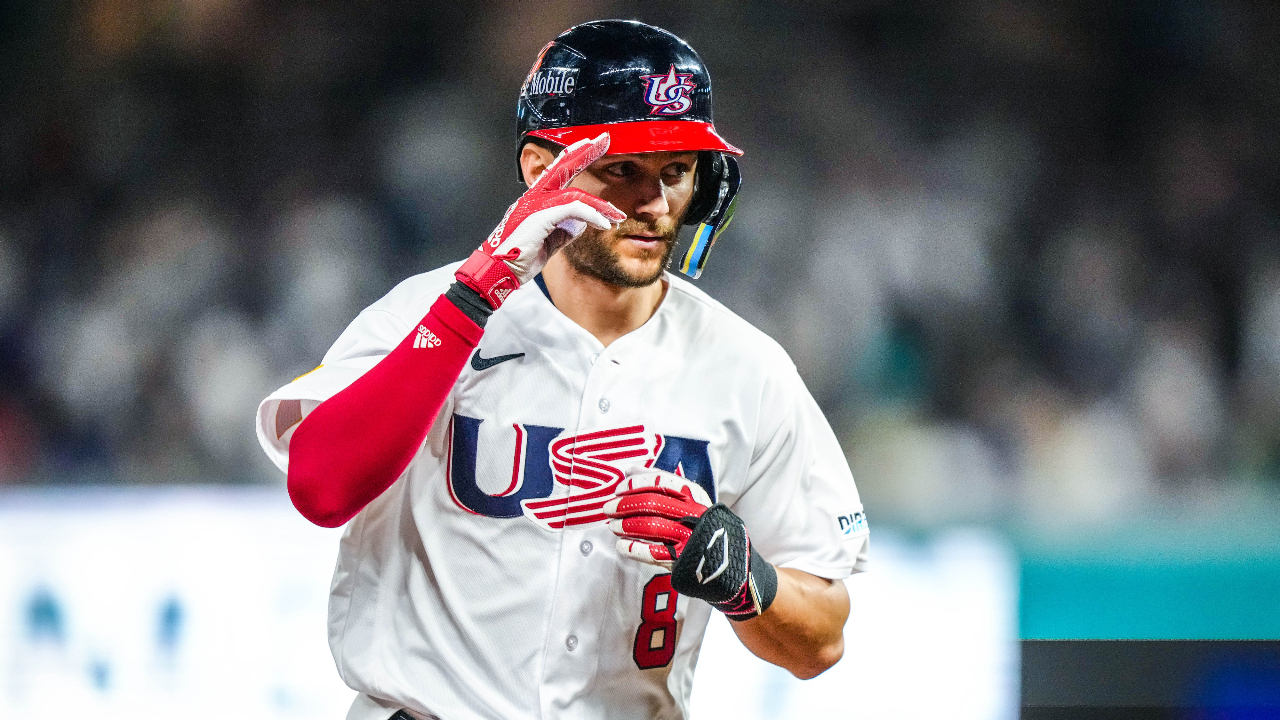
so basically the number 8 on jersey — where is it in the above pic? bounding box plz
[633,574,678,670]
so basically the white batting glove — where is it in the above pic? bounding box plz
[454,133,625,308]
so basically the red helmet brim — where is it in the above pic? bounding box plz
[528,121,743,156]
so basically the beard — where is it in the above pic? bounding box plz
[560,217,680,288]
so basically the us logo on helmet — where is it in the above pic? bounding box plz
[640,65,696,116]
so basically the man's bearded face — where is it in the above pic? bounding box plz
[561,215,681,288]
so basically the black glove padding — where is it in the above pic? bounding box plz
[670,504,778,621]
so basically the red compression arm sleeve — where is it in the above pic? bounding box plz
[287,295,483,527]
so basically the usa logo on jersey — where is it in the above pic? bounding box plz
[446,415,713,530]
[640,65,696,116]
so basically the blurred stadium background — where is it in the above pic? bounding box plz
[2,0,1279,716]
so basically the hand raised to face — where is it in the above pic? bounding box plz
[455,133,626,309]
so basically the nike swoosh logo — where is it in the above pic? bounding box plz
[471,350,525,371]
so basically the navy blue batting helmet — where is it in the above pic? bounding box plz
[516,20,742,279]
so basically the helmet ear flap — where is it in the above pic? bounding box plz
[678,154,741,279]
[683,152,725,226]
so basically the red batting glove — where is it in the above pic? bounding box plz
[605,469,779,621]
[603,470,713,568]
[455,133,625,308]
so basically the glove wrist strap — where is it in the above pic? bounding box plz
[456,250,521,309]
[716,546,778,622]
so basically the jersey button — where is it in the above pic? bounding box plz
[580,540,593,556]
[598,398,610,413]
[590,353,600,364]
[565,634,578,651]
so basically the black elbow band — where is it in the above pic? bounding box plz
[445,282,494,328]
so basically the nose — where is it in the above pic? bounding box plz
[632,176,670,221]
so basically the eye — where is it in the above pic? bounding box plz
[603,161,637,178]
[662,163,692,181]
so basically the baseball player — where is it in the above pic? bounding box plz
[255,20,869,720]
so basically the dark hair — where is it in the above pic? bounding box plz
[522,136,564,156]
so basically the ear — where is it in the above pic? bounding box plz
[519,143,558,187]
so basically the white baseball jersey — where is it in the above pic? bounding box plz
[255,261,870,720]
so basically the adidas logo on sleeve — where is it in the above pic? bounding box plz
[413,325,442,349]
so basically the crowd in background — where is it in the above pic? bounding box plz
[2,0,1279,526]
